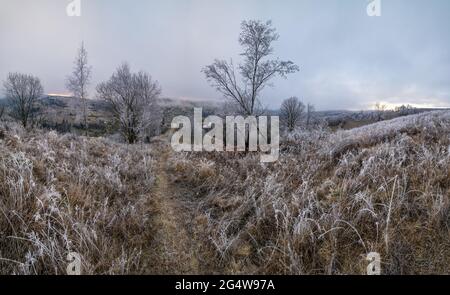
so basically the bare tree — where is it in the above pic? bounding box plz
[96,63,161,144]
[66,42,92,135]
[203,20,299,116]
[375,102,387,112]
[280,96,305,131]
[3,72,44,128]
[395,104,415,116]
[374,102,388,121]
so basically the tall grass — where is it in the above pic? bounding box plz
[1,111,449,274]
[0,125,156,274]
[169,111,450,274]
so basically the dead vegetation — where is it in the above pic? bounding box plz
[0,111,449,274]
[167,111,450,274]
[0,123,157,274]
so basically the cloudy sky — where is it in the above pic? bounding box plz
[0,0,449,110]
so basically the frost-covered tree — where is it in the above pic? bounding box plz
[203,20,299,116]
[280,97,305,131]
[96,63,161,144]
[66,42,92,135]
[3,72,43,128]
[374,102,388,121]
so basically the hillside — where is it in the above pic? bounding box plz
[314,108,448,130]
[3,95,444,136]
[166,110,450,274]
[0,111,449,274]
[1,96,221,136]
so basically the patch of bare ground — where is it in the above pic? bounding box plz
[146,140,202,274]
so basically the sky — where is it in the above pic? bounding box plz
[0,0,449,110]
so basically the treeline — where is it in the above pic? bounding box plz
[1,46,162,143]
[1,19,315,143]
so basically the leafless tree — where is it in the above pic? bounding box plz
[395,104,416,116]
[280,97,305,131]
[375,102,388,112]
[374,102,389,121]
[66,42,92,135]
[203,20,299,116]
[3,72,44,128]
[96,63,161,144]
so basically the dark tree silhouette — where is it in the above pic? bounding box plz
[280,97,305,131]
[3,72,43,128]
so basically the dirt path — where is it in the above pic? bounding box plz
[147,142,201,274]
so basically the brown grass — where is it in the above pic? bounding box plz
[1,111,449,274]
[0,125,156,274]
[167,111,450,274]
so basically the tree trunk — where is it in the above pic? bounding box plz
[83,97,88,136]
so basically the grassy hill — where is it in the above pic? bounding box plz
[1,95,221,136]
[167,110,450,274]
[0,110,449,274]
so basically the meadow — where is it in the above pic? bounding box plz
[1,110,448,274]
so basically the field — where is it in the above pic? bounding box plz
[0,110,449,274]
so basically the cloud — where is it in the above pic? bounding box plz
[1,0,449,110]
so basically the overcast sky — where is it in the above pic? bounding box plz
[1,0,449,110]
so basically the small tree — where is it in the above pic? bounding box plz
[203,20,299,116]
[3,72,44,128]
[395,104,415,116]
[374,102,388,121]
[96,63,161,144]
[280,96,305,131]
[375,102,387,112]
[66,42,92,135]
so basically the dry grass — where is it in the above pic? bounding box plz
[168,111,450,274]
[0,124,157,274]
[1,111,449,274]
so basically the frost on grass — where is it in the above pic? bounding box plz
[1,111,449,275]
[0,126,157,274]
[169,111,450,274]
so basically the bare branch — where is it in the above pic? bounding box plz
[96,63,161,143]
[204,20,299,116]
[3,72,44,128]
[280,96,305,131]
[66,42,92,134]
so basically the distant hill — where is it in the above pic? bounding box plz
[1,95,222,136]
[34,95,112,135]
[2,94,448,134]
[313,108,450,130]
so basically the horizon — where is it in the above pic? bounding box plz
[2,1,450,279]
[4,93,450,113]
[1,0,450,111]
